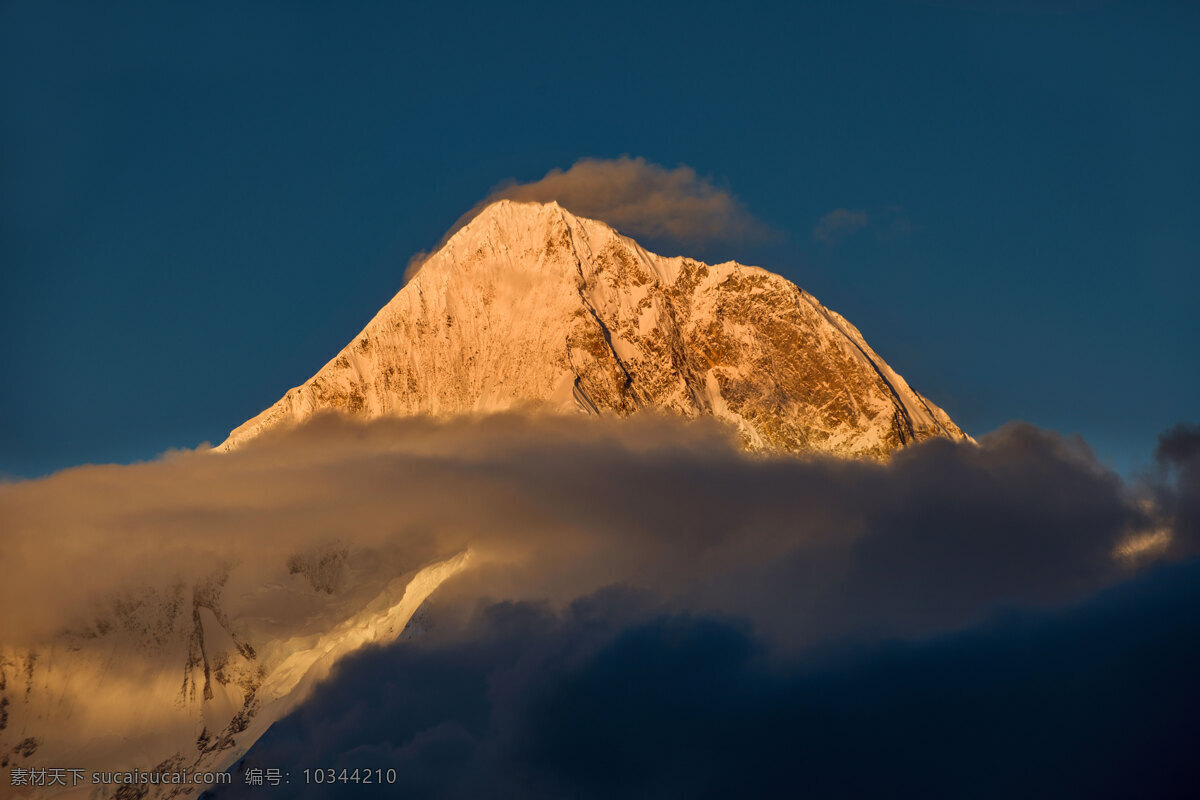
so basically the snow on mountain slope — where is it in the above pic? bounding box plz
[0,551,470,799]
[220,200,968,458]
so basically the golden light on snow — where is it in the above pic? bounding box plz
[218,200,969,460]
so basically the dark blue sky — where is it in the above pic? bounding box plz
[2,0,1197,477]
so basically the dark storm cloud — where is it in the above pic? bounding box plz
[1156,422,1200,467]
[210,558,1200,800]
[1153,422,1200,552]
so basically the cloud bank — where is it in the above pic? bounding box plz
[1,415,1173,649]
[3,414,1197,793]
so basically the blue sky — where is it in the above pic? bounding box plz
[2,0,1197,477]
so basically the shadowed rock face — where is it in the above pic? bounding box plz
[222,200,968,458]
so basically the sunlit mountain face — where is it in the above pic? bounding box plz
[221,201,967,459]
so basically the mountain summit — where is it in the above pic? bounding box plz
[222,200,967,457]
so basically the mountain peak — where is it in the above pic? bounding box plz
[220,204,968,457]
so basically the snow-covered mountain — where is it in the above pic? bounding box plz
[221,200,968,458]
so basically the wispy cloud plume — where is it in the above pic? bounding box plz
[493,156,768,246]
[812,208,869,244]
